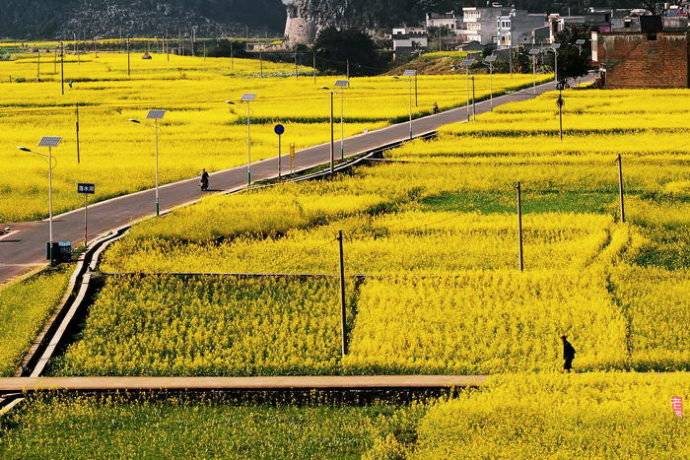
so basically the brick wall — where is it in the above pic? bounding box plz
[597,32,689,88]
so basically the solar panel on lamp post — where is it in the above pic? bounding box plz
[334,80,349,160]
[18,136,62,263]
[403,70,417,139]
[484,55,497,111]
[129,109,166,216]
[240,94,256,186]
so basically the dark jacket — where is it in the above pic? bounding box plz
[563,340,576,360]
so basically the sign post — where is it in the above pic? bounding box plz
[289,143,296,174]
[77,183,95,248]
[274,124,285,180]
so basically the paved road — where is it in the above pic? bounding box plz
[0,375,487,394]
[0,80,557,284]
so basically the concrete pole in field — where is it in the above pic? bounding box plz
[516,182,525,272]
[338,230,348,356]
[617,154,626,223]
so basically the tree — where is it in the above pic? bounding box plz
[313,27,387,76]
[555,25,590,81]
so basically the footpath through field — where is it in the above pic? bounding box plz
[0,375,487,394]
[0,81,557,284]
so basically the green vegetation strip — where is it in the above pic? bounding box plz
[0,398,397,460]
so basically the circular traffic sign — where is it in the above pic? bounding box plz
[274,124,285,136]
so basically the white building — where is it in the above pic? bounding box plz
[392,27,429,56]
[461,6,511,44]
[496,11,547,47]
[426,12,462,32]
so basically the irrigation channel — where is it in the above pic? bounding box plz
[0,132,496,416]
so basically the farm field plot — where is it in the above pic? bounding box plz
[0,267,69,376]
[54,275,356,376]
[387,373,690,459]
[0,52,541,222]
[344,272,627,374]
[104,207,618,274]
[0,397,394,459]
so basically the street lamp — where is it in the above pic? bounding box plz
[334,80,349,160]
[403,69,417,140]
[461,56,475,121]
[575,38,586,55]
[129,109,166,216]
[484,54,497,111]
[18,136,62,264]
[529,48,541,94]
[240,94,256,186]
[550,43,561,83]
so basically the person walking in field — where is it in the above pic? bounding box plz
[200,169,210,192]
[561,335,576,373]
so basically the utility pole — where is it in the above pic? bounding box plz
[337,230,348,356]
[557,83,564,141]
[60,42,65,96]
[313,50,317,84]
[230,40,234,70]
[516,182,525,272]
[414,72,418,107]
[617,154,626,223]
[127,38,131,77]
[346,58,350,80]
[75,102,81,163]
[36,50,41,82]
[260,50,264,78]
[295,52,298,78]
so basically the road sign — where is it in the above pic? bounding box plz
[672,396,684,417]
[274,124,285,136]
[77,183,96,194]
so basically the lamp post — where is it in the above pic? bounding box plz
[403,70,417,140]
[18,136,62,264]
[240,94,256,186]
[334,80,349,160]
[129,110,166,216]
[529,48,541,95]
[550,43,561,83]
[462,56,475,121]
[575,38,586,55]
[484,54,497,111]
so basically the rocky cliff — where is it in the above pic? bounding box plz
[0,0,286,39]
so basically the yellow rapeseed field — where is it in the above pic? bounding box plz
[0,51,540,222]
[391,373,690,459]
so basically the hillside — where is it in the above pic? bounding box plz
[0,0,286,39]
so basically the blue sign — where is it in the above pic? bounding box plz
[274,124,285,136]
[77,183,96,194]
